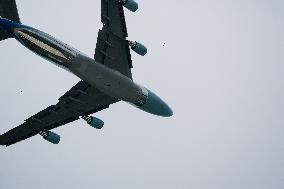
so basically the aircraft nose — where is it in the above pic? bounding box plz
[139,90,173,117]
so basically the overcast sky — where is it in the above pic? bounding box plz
[0,0,284,189]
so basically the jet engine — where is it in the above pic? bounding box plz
[39,131,60,144]
[129,41,147,56]
[121,0,138,12]
[82,115,104,129]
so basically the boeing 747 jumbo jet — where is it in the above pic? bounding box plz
[0,0,172,146]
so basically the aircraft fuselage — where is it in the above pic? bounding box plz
[0,18,173,117]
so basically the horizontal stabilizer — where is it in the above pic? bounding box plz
[0,30,11,41]
[0,0,20,41]
[0,0,20,22]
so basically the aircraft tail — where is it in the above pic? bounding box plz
[0,0,20,41]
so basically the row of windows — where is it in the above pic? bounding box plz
[18,30,68,60]
[15,28,78,67]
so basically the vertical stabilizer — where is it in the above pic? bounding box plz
[0,0,20,41]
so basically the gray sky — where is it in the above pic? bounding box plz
[1,0,284,189]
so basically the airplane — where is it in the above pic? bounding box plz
[0,0,173,146]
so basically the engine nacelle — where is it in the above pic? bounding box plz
[121,0,138,12]
[129,41,147,56]
[39,131,60,144]
[82,115,104,129]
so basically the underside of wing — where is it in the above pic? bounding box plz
[94,0,133,78]
[0,81,118,146]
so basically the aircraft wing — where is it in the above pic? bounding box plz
[0,81,118,146]
[0,0,134,146]
[94,0,133,78]
[0,0,20,41]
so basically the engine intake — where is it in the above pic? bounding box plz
[39,131,60,144]
[129,41,147,56]
[82,115,104,129]
[121,0,138,12]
